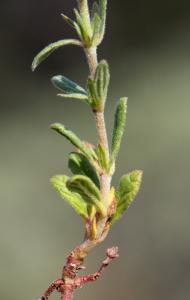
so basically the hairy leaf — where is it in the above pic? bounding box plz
[111,170,143,224]
[94,60,110,109]
[74,8,91,45]
[77,0,92,39]
[67,175,106,217]
[91,1,100,18]
[99,0,107,42]
[82,141,99,160]
[91,13,101,46]
[51,175,88,219]
[110,97,127,165]
[73,20,83,41]
[61,13,75,27]
[31,39,82,71]
[51,75,87,95]
[97,143,109,171]
[51,123,93,160]
[87,78,98,108]
[68,152,100,187]
[87,60,110,111]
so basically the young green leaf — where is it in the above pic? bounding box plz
[71,17,84,41]
[77,0,92,40]
[50,123,93,160]
[91,13,101,47]
[68,152,100,187]
[91,1,100,19]
[110,97,127,166]
[111,170,143,224]
[51,75,87,95]
[94,60,110,109]
[74,8,91,45]
[31,39,82,71]
[87,78,98,108]
[97,143,109,172]
[99,0,107,42]
[90,0,107,45]
[61,13,75,28]
[67,175,106,217]
[87,60,110,111]
[51,175,88,219]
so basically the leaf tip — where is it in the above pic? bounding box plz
[31,60,37,72]
[50,174,58,185]
[51,75,61,85]
[130,169,143,182]
[50,122,59,129]
[120,96,128,107]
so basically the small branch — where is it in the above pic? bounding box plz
[39,279,64,300]
[98,246,119,274]
[37,2,118,300]
[39,247,118,300]
[74,246,119,288]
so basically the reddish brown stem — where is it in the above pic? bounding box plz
[40,279,64,300]
[39,247,119,300]
[60,285,74,300]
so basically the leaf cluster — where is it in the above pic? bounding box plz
[31,0,108,72]
[32,0,143,239]
[49,117,142,233]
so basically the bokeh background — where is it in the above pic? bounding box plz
[0,0,190,299]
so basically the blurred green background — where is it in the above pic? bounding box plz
[0,0,190,299]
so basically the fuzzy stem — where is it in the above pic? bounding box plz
[85,46,111,209]
[59,25,112,300]
[85,47,98,78]
[94,111,109,158]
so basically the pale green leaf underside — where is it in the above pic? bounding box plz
[111,170,143,224]
[58,93,88,101]
[31,39,82,71]
[51,175,88,219]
